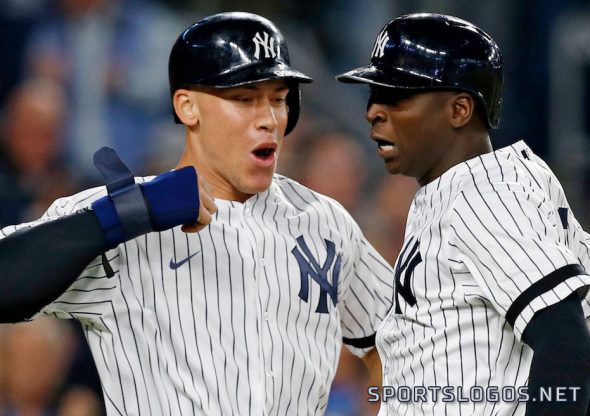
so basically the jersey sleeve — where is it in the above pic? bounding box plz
[574,229,590,319]
[448,184,590,341]
[0,186,121,322]
[339,220,395,357]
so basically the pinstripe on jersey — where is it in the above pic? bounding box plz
[377,141,590,416]
[1,174,394,415]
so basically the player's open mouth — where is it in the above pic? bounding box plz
[253,148,275,159]
[375,139,394,152]
[251,144,278,166]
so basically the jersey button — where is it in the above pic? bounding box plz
[259,258,265,267]
[263,311,271,321]
[266,370,274,378]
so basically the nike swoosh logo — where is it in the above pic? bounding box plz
[169,251,200,270]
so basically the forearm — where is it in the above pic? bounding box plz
[361,347,383,389]
[0,210,108,322]
[523,295,590,416]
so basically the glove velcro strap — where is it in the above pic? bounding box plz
[91,147,153,248]
[110,185,152,238]
[91,197,127,249]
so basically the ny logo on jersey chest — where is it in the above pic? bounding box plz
[394,238,422,314]
[291,236,340,313]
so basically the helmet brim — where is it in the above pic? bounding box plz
[204,62,313,88]
[337,64,501,129]
[336,64,443,89]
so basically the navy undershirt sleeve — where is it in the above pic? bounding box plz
[0,209,108,323]
[522,293,590,416]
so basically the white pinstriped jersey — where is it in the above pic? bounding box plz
[377,141,590,416]
[1,174,394,415]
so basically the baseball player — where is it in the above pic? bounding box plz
[0,12,394,415]
[337,13,590,416]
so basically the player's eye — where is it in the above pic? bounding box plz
[272,96,287,105]
[231,95,254,103]
[241,97,255,103]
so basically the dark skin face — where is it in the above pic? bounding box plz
[365,88,492,186]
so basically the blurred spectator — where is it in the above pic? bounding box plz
[0,328,4,411]
[0,77,79,226]
[291,129,368,216]
[0,317,102,416]
[57,387,102,416]
[0,0,48,108]
[24,0,181,178]
[363,174,418,266]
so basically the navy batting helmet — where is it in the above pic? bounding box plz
[337,13,503,128]
[169,12,313,135]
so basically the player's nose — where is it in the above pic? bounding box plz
[255,100,279,132]
[365,103,387,126]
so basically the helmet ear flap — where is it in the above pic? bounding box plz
[284,84,301,136]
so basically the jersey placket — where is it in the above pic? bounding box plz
[242,197,274,415]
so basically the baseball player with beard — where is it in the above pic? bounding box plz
[337,13,590,416]
[0,12,394,415]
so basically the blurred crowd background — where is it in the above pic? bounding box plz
[0,0,589,414]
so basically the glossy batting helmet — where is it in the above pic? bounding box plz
[337,13,503,128]
[168,12,313,135]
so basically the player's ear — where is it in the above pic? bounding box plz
[448,92,475,129]
[173,89,200,126]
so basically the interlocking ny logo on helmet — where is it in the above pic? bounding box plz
[372,30,389,58]
[337,13,504,129]
[253,31,281,59]
[168,12,313,135]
